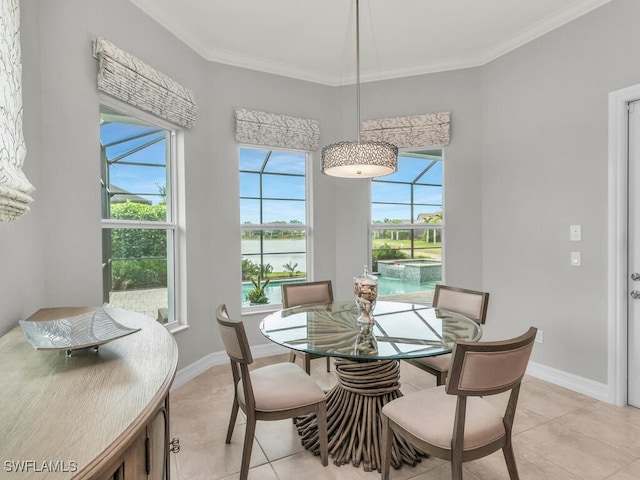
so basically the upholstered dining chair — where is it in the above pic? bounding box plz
[382,327,537,480]
[215,304,328,480]
[406,284,490,385]
[281,280,333,374]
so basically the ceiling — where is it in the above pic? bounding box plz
[129,0,613,86]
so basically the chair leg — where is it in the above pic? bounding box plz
[289,350,297,364]
[451,458,464,480]
[225,396,240,444]
[317,401,329,466]
[503,441,520,480]
[303,354,311,375]
[239,414,256,480]
[381,415,393,480]
[326,356,331,372]
[436,370,448,386]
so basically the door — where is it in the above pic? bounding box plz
[628,99,640,407]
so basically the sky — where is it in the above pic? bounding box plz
[239,147,443,225]
[100,119,168,206]
[100,124,443,224]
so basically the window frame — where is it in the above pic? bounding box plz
[369,149,444,271]
[99,98,187,331]
[239,145,313,313]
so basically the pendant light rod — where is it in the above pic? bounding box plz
[356,0,361,142]
[320,0,398,178]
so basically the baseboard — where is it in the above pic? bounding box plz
[526,361,609,402]
[171,342,289,391]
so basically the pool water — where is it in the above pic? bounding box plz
[241,277,437,306]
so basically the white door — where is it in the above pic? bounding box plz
[628,99,640,407]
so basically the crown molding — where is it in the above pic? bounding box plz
[131,0,615,87]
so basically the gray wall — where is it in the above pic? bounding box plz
[2,0,639,383]
[481,0,640,382]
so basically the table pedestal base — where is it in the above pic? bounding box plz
[296,358,424,472]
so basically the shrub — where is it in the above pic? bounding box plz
[109,201,168,290]
[372,243,408,271]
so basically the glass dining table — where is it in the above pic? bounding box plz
[259,300,482,473]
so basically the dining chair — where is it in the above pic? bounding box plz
[406,284,490,385]
[381,327,537,480]
[281,280,333,374]
[215,304,328,480]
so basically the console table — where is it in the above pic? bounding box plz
[0,307,178,479]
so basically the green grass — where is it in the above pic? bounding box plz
[372,239,442,260]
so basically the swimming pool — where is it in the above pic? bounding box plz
[241,277,437,307]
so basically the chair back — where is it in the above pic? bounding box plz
[216,304,253,365]
[433,284,490,324]
[281,280,333,308]
[446,327,537,397]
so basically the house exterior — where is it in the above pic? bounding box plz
[1,0,640,401]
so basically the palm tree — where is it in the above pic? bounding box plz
[423,212,443,244]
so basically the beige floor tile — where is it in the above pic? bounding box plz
[606,459,640,480]
[514,421,634,480]
[169,353,640,480]
[517,379,597,419]
[377,455,447,480]
[270,450,375,480]
[405,462,482,480]
[555,403,640,457]
[464,444,579,480]
[217,463,280,480]
[174,422,269,480]
[254,419,307,461]
[592,401,640,426]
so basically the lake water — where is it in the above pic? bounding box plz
[242,238,306,272]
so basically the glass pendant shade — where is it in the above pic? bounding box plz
[321,140,398,178]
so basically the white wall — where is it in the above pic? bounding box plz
[4,0,639,384]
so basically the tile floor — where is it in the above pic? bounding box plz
[169,355,640,480]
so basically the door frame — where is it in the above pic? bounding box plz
[608,83,640,406]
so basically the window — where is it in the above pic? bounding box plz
[100,104,182,325]
[240,147,309,309]
[371,150,443,293]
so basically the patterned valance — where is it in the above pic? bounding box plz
[234,108,320,151]
[0,0,34,222]
[93,37,197,129]
[360,112,450,149]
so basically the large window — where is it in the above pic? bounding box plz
[240,147,309,308]
[371,150,443,294]
[100,104,181,325]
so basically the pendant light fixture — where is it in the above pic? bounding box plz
[321,0,398,178]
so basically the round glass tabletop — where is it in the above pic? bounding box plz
[259,300,482,361]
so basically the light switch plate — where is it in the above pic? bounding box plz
[570,225,582,241]
[571,252,582,267]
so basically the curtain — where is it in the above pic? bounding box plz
[0,0,34,222]
[93,37,197,129]
[234,108,320,151]
[360,112,451,148]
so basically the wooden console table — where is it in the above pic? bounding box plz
[0,307,178,479]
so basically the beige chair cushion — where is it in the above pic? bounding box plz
[413,353,452,371]
[382,386,505,451]
[238,363,326,413]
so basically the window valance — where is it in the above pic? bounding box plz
[234,108,320,151]
[93,37,197,129]
[360,112,450,149]
[0,0,34,222]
